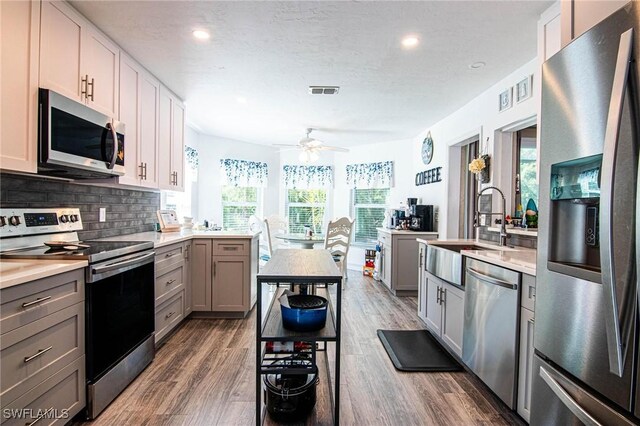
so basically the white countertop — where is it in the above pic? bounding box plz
[421,238,537,276]
[0,259,88,289]
[98,229,260,248]
[377,228,439,236]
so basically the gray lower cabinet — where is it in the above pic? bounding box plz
[154,242,191,345]
[191,239,212,311]
[422,270,464,357]
[0,269,86,424]
[377,230,438,295]
[517,274,536,423]
[192,237,258,318]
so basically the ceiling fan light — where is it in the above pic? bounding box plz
[309,151,319,162]
[299,150,310,163]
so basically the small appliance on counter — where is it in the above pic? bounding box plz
[410,204,435,232]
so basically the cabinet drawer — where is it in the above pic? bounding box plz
[521,274,536,311]
[155,243,185,270]
[213,240,248,256]
[155,290,184,343]
[155,264,184,306]
[1,270,84,334]
[1,303,84,408]
[1,355,85,426]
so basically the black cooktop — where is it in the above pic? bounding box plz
[1,240,154,263]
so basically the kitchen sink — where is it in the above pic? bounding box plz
[425,243,496,286]
[429,244,496,253]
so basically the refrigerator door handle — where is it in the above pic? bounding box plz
[599,27,633,377]
[539,366,603,426]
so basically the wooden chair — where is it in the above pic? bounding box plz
[324,217,354,281]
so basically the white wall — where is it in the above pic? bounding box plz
[188,58,540,270]
[328,58,540,270]
[190,130,280,225]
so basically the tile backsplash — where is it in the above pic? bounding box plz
[0,173,159,240]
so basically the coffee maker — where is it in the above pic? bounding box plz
[410,204,434,232]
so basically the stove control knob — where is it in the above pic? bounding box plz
[70,214,79,222]
[9,216,21,226]
[0,216,6,227]
[59,215,69,223]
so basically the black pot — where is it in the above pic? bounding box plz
[264,357,318,422]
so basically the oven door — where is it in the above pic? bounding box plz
[85,251,155,382]
[39,88,125,178]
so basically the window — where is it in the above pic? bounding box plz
[161,148,198,219]
[286,189,327,234]
[515,127,538,210]
[352,188,390,243]
[222,186,259,231]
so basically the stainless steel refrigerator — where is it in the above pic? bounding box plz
[532,2,640,424]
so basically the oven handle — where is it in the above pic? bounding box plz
[91,252,154,276]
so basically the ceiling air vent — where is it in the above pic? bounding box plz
[308,86,340,95]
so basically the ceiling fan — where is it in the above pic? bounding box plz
[274,128,349,163]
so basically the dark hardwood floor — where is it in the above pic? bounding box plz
[76,272,524,425]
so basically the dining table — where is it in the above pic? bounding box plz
[275,233,325,249]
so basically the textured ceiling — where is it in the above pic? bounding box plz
[71,1,552,147]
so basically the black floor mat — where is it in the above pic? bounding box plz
[377,329,462,372]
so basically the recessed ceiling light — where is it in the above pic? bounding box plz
[469,61,486,70]
[192,30,210,40]
[236,97,247,104]
[401,36,419,48]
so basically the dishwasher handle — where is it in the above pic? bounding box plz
[466,267,518,290]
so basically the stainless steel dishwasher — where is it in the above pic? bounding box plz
[462,257,519,409]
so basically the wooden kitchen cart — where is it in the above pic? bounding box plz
[255,249,343,425]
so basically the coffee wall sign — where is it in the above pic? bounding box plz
[415,166,442,186]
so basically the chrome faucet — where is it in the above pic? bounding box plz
[475,186,509,246]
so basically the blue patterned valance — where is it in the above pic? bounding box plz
[283,165,333,189]
[346,161,393,188]
[220,159,268,188]
[185,146,199,170]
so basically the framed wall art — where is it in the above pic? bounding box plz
[516,75,533,103]
[499,87,513,112]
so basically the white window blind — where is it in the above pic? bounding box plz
[222,186,259,231]
[286,189,327,234]
[352,188,389,243]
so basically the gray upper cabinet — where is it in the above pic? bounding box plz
[377,229,438,296]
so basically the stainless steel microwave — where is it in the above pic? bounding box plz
[38,89,125,179]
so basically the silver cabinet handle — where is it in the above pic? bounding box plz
[600,28,634,377]
[87,77,95,101]
[436,286,441,304]
[165,251,178,258]
[81,74,89,99]
[441,288,446,305]
[539,366,601,426]
[419,248,423,269]
[466,267,518,290]
[22,296,51,308]
[139,162,145,179]
[165,311,175,320]
[144,162,148,180]
[24,346,53,363]
[166,279,176,285]
[213,262,216,277]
